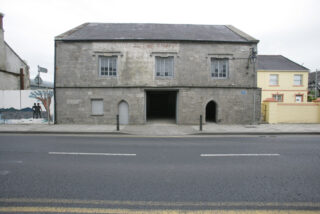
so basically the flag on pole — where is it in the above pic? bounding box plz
[38,65,48,73]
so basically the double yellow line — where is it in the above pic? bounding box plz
[1,198,320,213]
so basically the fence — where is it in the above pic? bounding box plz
[0,90,54,124]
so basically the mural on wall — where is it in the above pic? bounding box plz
[0,90,54,124]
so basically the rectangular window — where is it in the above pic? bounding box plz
[155,56,174,77]
[294,74,303,86]
[295,95,303,103]
[91,99,103,115]
[211,58,229,79]
[269,74,279,86]
[272,94,283,102]
[99,56,117,77]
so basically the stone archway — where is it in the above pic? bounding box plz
[205,100,217,123]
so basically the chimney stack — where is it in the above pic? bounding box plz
[0,13,4,30]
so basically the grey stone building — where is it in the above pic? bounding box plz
[0,13,30,90]
[55,23,261,124]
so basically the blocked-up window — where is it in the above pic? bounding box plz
[155,56,174,77]
[294,74,303,86]
[269,74,279,86]
[99,56,117,77]
[91,99,103,115]
[211,58,229,79]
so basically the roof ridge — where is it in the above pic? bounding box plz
[279,55,309,71]
[55,23,90,40]
[225,25,259,43]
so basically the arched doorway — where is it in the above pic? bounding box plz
[206,101,217,123]
[119,101,129,125]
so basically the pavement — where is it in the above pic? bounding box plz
[1,122,320,136]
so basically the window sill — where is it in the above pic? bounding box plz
[211,77,228,80]
[91,114,104,116]
[155,76,174,79]
[293,85,304,87]
[269,85,280,87]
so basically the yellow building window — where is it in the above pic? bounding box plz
[269,74,279,86]
[294,74,303,86]
[272,94,283,102]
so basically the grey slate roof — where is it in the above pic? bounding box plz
[55,23,258,43]
[257,55,309,71]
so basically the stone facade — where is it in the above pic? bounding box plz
[55,24,261,124]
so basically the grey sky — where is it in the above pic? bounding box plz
[2,0,320,82]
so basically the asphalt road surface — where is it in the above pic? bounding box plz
[0,134,320,213]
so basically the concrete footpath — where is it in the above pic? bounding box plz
[0,123,320,136]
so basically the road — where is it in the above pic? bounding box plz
[0,134,320,213]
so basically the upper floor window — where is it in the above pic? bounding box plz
[155,56,174,77]
[99,56,117,77]
[294,74,303,86]
[269,74,279,86]
[211,58,229,79]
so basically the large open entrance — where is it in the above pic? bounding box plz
[146,91,177,123]
[206,100,217,123]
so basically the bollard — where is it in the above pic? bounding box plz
[116,114,120,131]
[200,115,202,131]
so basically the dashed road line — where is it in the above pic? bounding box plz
[48,152,136,156]
[201,154,280,157]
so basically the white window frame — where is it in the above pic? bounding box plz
[99,56,117,77]
[294,74,303,86]
[211,58,229,79]
[295,95,303,103]
[155,56,174,78]
[269,74,279,86]
[91,99,104,116]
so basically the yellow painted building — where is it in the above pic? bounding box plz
[257,55,309,103]
[256,55,320,124]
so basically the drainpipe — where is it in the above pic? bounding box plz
[250,47,257,124]
[316,69,318,98]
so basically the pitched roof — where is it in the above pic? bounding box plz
[55,23,258,43]
[257,55,308,71]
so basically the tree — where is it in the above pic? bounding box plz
[29,90,54,121]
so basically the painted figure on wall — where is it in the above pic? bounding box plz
[32,103,37,119]
[36,103,42,118]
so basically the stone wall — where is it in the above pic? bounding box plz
[55,40,260,124]
[56,87,261,124]
[56,41,257,88]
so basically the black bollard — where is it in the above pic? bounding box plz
[200,115,202,131]
[116,114,120,131]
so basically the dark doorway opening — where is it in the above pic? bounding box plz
[206,101,217,122]
[146,91,177,122]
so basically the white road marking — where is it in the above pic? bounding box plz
[201,154,280,157]
[49,152,136,156]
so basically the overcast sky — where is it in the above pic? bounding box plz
[2,0,320,82]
